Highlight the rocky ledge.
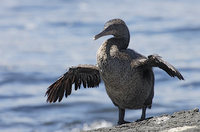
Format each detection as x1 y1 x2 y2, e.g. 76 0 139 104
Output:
87 108 200 132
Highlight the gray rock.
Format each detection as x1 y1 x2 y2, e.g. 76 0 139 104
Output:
86 108 200 132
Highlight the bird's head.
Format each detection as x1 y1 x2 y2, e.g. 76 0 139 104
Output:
94 19 130 40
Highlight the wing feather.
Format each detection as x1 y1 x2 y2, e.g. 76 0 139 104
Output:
133 54 184 80
46 64 101 103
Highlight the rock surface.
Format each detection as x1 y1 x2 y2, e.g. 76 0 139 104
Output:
86 108 200 132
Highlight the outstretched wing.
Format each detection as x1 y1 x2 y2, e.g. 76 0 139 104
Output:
132 54 184 80
46 64 101 103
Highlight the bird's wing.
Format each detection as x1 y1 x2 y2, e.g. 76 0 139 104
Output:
131 54 184 80
46 64 101 103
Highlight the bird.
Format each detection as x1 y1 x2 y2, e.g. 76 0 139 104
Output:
45 19 184 125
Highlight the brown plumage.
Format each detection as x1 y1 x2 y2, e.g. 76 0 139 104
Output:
46 64 101 103
46 19 184 125
132 55 184 80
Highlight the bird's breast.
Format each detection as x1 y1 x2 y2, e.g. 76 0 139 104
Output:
96 43 154 109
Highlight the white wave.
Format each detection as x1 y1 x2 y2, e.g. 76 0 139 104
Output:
82 120 113 131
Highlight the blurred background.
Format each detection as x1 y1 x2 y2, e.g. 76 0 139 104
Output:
0 0 200 131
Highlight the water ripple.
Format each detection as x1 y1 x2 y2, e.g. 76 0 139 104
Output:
134 26 200 35
47 21 100 28
181 81 200 88
0 94 33 99
0 71 55 86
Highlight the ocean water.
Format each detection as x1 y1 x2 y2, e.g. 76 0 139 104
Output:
0 0 200 131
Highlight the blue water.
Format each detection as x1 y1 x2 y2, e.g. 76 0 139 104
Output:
0 0 200 131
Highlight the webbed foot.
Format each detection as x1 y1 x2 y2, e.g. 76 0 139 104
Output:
135 116 153 122
118 120 131 125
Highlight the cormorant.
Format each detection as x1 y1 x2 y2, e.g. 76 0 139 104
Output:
46 19 184 125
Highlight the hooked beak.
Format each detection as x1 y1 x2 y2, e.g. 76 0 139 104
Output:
93 33 102 40
93 27 112 40
93 30 106 40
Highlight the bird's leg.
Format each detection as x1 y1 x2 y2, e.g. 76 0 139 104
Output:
118 107 130 125
140 106 147 120
136 106 147 122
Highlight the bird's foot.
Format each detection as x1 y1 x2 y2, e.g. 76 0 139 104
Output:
118 120 131 125
135 116 153 122
136 118 144 122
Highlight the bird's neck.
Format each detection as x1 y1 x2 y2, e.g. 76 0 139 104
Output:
113 27 130 49
108 36 130 50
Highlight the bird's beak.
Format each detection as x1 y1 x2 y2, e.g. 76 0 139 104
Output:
93 27 112 40
93 33 101 40
93 30 106 40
